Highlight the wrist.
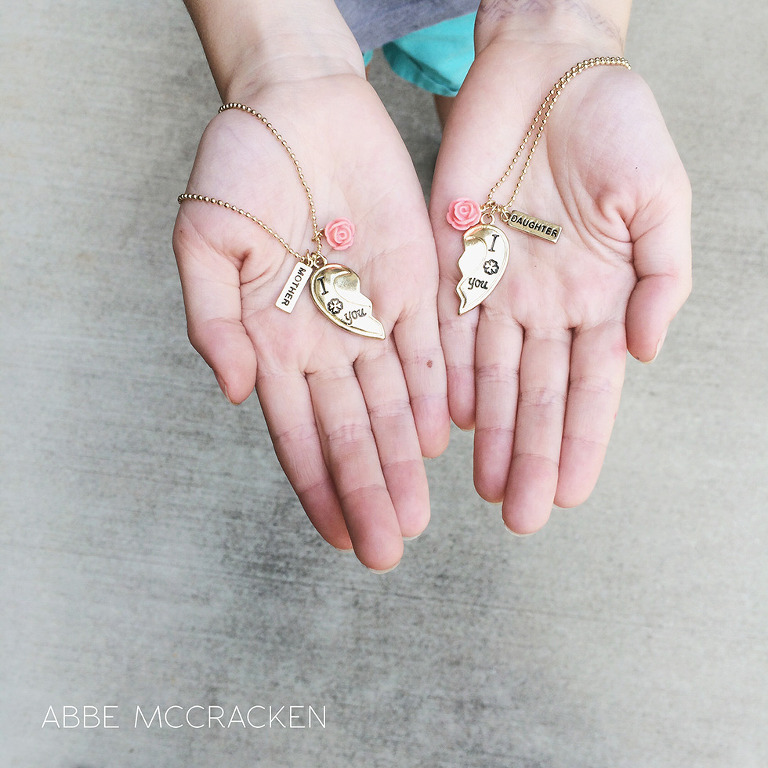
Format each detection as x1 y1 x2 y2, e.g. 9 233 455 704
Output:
184 0 365 102
476 0 630 56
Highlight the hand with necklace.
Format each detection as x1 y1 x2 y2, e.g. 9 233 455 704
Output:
174 1 449 571
431 2 692 535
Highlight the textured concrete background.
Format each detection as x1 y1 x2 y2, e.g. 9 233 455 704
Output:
1 2 767 766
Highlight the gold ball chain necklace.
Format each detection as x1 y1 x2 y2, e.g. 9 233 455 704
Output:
446 56 631 314
178 103 385 339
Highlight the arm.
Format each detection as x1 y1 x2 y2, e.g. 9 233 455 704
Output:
474 0 630 52
181 0 365 99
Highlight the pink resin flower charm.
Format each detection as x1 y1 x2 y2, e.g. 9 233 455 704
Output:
323 218 355 250
446 198 481 231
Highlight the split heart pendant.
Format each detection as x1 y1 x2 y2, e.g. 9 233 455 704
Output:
456 224 510 314
447 183 564 313
310 264 386 339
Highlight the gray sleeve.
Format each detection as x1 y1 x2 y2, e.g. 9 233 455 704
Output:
335 0 478 50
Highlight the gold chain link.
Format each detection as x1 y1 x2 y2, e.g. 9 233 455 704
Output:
485 56 631 215
177 103 324 267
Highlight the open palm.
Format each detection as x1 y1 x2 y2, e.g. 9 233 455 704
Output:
174 75 449 569
431 44 691 534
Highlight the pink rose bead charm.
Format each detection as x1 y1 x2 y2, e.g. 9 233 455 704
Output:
323 218 355 250
446 198 481 231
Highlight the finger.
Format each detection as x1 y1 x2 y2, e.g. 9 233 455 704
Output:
473 310 524 503
502 329 571 535
438 269 479 430
430 129 487 430
256 371 352 551
355 345 431 539
392 306 450 459
307 366 404 571
173 209 257 403
555 321 627 508
626 181 692 362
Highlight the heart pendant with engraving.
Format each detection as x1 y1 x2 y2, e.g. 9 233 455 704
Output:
310 264 386 339
456 223 509 314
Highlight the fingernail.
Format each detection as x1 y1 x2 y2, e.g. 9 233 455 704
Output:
215 374 233 403
504 523 535 538
645 330 667 364
403 532 423 541
368 563 399 575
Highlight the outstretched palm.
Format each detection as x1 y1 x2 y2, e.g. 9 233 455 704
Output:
174 75 449 569
431 43 691 534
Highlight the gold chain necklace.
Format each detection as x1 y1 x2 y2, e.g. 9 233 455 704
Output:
178 103 385 339
446 56 631 314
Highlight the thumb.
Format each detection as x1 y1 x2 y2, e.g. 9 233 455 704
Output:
626 182 692 362
173 211 257 403
194 319 258 405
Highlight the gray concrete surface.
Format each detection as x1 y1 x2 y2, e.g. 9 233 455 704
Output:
1 2 767 766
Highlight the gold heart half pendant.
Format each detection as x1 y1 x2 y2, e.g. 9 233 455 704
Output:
456 224 509 314
310 264 386 339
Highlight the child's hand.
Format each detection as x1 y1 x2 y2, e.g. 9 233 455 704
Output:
431 39 691 534
174 74 449 570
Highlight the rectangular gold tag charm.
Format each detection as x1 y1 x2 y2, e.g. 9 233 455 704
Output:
505 210 561 243
275 261 312 313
